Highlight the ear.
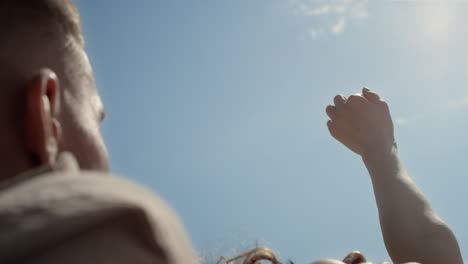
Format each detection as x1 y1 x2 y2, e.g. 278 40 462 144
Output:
24 69 62 166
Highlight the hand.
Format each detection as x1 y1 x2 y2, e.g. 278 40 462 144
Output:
325 88 395 158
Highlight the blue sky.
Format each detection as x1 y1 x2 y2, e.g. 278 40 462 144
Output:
74 0 468 263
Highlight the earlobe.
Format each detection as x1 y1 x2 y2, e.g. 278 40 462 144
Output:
52 119 62 140
24 69 61 167
47 119 62 162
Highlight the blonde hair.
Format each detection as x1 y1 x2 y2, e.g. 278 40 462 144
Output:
0 0 87 128
0 0 84 46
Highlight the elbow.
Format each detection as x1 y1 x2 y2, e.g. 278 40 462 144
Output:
388 221 463 264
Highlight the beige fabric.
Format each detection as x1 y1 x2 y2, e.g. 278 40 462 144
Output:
0 153 197 264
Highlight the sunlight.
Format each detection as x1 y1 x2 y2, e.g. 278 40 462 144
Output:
466 35 468 107
419 2 451 39
466 4 468 107
466 65 468 107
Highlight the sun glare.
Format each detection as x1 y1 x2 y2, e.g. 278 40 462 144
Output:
465 5 468 107
466 32 468 108
419 2 451 39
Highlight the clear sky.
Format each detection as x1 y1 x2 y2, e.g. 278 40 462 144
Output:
74 0 468 263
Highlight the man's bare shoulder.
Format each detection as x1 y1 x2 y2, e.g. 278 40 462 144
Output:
0 169 181 227
0 169 196 263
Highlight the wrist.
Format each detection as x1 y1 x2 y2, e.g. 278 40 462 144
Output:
361 141 398 163
361 141 401 184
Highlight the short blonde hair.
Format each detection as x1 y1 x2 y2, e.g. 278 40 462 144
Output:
0 0 87 120
0 0 84 46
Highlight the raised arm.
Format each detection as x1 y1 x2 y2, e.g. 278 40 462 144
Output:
325 88 463 264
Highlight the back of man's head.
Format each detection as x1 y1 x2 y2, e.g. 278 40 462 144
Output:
0 0 83 44
0 0 109 180
0 0 84 84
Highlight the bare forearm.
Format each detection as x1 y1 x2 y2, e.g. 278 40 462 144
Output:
363 145 462 264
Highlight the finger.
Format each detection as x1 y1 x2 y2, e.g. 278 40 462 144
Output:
326 120 336 137
347 94 368 105
362 87 381 103
342 251 367 264
333 95 347 111
326 105 337 120
326 120 340 141
362 86 371 93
